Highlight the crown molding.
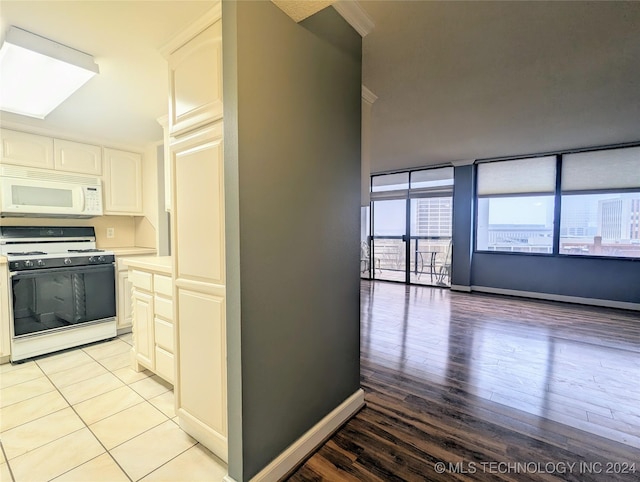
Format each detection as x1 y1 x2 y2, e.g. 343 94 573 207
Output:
362 85 378 104
332 1 374 37
159 2 222 58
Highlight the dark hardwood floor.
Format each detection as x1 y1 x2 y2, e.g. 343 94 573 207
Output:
287 280 640 481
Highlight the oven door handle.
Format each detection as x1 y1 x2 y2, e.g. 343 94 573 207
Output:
10 263 115 279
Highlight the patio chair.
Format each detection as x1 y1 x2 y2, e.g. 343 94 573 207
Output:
360 241 381 274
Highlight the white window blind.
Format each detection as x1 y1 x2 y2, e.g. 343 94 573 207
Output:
477 156 556 196
562 146 640 192
371 172 409 200
409 167 454 198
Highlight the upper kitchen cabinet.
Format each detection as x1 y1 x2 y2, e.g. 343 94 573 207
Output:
0 129 103 176
54 139 102 175
0 129 54 169
103 147 143 215
166 11 222 137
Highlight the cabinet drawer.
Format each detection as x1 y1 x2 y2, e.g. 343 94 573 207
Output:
155 317 174 352
155 295 173 320
155 346 174 384
154 274 172 296
130 270 153 291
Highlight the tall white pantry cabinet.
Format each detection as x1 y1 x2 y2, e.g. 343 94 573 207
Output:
162 4 227 462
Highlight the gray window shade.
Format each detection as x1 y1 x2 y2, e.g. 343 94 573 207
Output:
371 172 409 192
410 167 454 198
477 156 556 196
562 146 640 192
371 172 409 201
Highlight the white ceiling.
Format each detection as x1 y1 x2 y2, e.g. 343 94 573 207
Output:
0 1 214 150
1 1 638 168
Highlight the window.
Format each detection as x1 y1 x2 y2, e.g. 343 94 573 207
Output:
475 145 640 258
560 147 640 258
476 157 556 253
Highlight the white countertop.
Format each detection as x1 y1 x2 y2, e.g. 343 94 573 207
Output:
107 247 157 256
121 255 172 275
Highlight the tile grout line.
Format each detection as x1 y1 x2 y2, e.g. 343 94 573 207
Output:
3 338 135 481
31 358 135 482
3 336 186 481
0 440 16 482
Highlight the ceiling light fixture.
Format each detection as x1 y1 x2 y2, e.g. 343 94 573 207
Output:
0 26 99 119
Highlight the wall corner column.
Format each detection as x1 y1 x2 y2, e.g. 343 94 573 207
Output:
451 161 475 290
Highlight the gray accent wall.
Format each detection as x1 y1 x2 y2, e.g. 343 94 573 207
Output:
223 2 362 480
471 253 640 303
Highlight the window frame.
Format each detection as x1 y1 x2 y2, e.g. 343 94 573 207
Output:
474 143 640 261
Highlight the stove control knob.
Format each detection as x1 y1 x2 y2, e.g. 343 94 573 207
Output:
98 256 106 262
88 256 96 263
24 260 34 268
37 260 46 267
64 258 72 265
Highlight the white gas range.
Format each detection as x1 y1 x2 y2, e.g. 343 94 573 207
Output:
0 226 117 362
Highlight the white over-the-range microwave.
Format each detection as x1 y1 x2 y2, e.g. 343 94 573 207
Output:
0 165 103 218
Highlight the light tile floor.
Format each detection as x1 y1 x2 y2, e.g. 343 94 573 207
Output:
0 334 227 481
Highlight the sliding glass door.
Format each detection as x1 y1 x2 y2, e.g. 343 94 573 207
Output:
372 198 407 282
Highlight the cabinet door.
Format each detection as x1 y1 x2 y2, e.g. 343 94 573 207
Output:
0 129 54 169
54 139 102 175
171 122 227 460
132 290 154 370
103 148 143 214
116 271 133 331
172 123 225 286
168 19 222 137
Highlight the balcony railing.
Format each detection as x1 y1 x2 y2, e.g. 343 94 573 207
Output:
363 236 452 286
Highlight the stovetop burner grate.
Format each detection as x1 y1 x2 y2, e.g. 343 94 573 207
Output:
68 249 104 253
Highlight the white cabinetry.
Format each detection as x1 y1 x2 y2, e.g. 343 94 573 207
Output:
132 281 155 369
171 122 227 460
0 130 103 176
168 18 222 136
0 129 54 169
53 139 102 175
116 255 152 333
117 270 133 332
163 3 226 461
103 148 143 215
127 258 174 384
153 274 174 383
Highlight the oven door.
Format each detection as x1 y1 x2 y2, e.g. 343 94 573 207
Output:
10 263 116 338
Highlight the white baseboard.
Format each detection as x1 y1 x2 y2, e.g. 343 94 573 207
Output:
471 285 640 311
250 388 365 482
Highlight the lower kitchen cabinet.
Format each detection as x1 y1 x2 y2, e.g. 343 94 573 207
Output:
125 256 174 384
115 254 154 333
